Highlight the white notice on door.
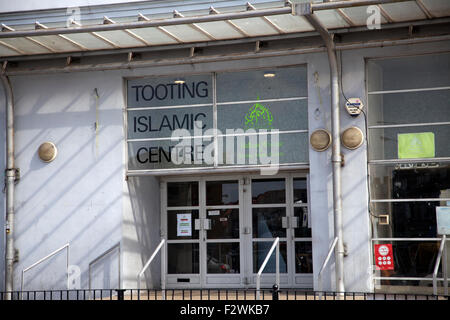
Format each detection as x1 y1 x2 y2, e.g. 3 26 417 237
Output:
208 210 220 216
177 213 192 237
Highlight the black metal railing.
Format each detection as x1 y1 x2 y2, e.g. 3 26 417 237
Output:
1 288 448 301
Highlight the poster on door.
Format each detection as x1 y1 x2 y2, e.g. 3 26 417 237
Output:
374 244 394 270
177 213 192 237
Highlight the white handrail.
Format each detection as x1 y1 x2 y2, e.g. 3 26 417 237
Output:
137 239 166 298
433 235 447 296
318 237 338 300
256 237 280 300
21 243 70 294
88 242 121 291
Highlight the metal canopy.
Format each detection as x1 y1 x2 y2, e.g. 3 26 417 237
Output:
0 0 449 58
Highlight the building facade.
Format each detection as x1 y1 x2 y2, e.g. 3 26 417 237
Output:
0 0 449 295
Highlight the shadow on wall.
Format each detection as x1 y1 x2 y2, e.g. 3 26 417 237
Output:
10 74 124 292
126 176 161 289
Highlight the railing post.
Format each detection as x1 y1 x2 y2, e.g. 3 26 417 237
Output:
275 240 280 288
272 284 279 301
115 289 126 300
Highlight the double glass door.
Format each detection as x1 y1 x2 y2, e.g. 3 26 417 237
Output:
161 174 313 288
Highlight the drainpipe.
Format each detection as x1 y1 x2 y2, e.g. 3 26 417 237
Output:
295 4 345 293
1 72 16 299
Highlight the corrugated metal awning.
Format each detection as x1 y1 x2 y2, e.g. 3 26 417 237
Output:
0 0 449 58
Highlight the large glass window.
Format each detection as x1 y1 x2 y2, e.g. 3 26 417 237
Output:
367 53 450 289
126 65 309 171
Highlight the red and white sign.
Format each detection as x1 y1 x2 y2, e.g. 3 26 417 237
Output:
374 244 394 270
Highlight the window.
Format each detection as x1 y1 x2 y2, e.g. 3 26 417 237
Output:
367 53 450 287
126 66 309 171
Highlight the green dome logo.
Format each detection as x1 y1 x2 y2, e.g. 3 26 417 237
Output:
244 99 273 130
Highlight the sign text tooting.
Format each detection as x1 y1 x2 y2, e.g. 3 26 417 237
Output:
130 81 209 102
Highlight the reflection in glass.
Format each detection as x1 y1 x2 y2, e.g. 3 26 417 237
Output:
295 242 313 274
368 125 450 160
252 179 285 204
294 207 311 238
367 53 450 92
368 91 450 126
253 242 287 273
374 241 441 282
206 180 239 205
369 163 450 200
293 178 308 204
167 181 199 207
207 243 240 274
207 209 239 239
252 208 286 238
216 66 308 102
391 201 438 238
168 243 199 274
167 210 199 240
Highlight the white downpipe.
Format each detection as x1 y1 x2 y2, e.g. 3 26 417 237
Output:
1 73 15 300
302 12 345 293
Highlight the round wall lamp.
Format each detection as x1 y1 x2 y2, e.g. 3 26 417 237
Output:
341 126 364 150
310 129 332 152
38 142 57 163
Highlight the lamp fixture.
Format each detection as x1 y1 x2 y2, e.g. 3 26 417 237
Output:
38 142 57 162
310 129 331 152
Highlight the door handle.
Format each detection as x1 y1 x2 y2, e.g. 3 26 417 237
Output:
291 217 299 229
195 219 211 230
282 217 300 229
203 219 212 231
282 217 289 229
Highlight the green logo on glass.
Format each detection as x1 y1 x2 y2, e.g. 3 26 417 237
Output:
244 98 273 130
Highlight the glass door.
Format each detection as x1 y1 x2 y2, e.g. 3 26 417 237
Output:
203 179 242 287
248 174 313 288
250 177 289 286
291 176 313 288
164 181 201 287
163 177 243 288
162 173 313 289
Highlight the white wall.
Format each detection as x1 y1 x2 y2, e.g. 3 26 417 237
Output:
10 71 124 290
